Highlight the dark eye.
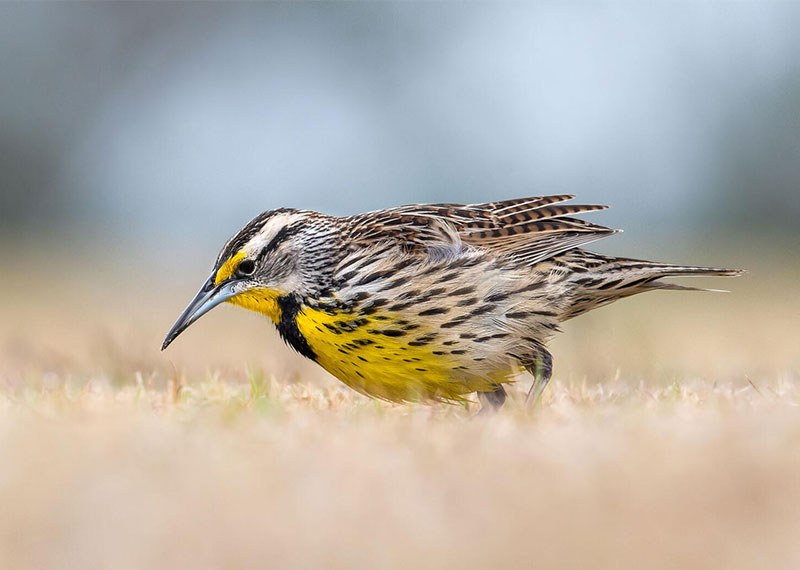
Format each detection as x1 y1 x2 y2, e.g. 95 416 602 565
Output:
237 259 256 276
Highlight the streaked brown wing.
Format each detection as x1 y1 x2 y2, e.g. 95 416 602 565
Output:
346 195 618 266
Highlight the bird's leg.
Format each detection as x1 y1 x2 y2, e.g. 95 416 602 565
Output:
524 349 553 407
476 383 507 415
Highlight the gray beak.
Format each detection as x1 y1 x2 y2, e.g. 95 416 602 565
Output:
161 275 242 350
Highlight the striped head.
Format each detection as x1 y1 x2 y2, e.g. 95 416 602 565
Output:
162 208 339 349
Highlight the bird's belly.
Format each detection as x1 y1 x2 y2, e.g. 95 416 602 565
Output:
294 306 513 403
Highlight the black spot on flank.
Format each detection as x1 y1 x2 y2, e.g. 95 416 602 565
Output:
367 329 406 337
360 298 389 315
422 287 447 298
443 341 458 346
353 339 375 346
356 271 389 286
379 276 410 291
505 312 530 319
456 297 478 307
440 319 466 329
450 286 476 296
402 323 420 331
435 272 459 284
415 368 427 372
418 307 449 316
388 302 414 312
531 310 557 317
407 341 426 347
396 289 421 301
433 351 446 355
323 323 341 334
358 356 368 362
485 292 509 303
459 333 476 339
472 337 492 343
469 305 496 316
450 350 467 355
356 371 364 378
517 281 547 293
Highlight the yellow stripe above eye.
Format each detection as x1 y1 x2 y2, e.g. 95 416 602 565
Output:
215 251 245 285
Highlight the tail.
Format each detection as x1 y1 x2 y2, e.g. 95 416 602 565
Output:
560 252 745 320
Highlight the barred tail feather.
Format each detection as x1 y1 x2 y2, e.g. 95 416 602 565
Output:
562 255 745 319
639 281 732 293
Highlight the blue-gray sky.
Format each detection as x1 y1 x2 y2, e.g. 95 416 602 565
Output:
2 2 799 256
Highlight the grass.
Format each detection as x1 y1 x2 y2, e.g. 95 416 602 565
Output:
1 247 799 569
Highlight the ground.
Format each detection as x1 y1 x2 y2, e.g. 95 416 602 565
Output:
0 245 798 569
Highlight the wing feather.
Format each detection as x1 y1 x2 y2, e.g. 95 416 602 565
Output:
346 195 617 266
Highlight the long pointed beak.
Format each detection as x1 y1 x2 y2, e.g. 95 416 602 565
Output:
161 275 242 350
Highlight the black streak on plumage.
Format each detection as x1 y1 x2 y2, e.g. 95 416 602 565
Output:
276 294 317 361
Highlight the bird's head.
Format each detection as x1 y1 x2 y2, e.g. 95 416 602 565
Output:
162 208 332 350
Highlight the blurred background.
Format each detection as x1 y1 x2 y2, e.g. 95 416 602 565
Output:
1 2 798 388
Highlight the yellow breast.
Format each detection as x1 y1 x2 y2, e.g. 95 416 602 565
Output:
225 287 513 403
294 306 508 403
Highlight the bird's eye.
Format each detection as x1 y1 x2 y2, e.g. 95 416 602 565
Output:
237 259 256 276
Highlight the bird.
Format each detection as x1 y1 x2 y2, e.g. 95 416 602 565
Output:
162 195 742 412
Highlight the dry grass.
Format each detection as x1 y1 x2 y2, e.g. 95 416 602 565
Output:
1 246 799 569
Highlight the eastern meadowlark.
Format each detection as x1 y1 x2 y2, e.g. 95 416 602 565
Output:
162 195 742 411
